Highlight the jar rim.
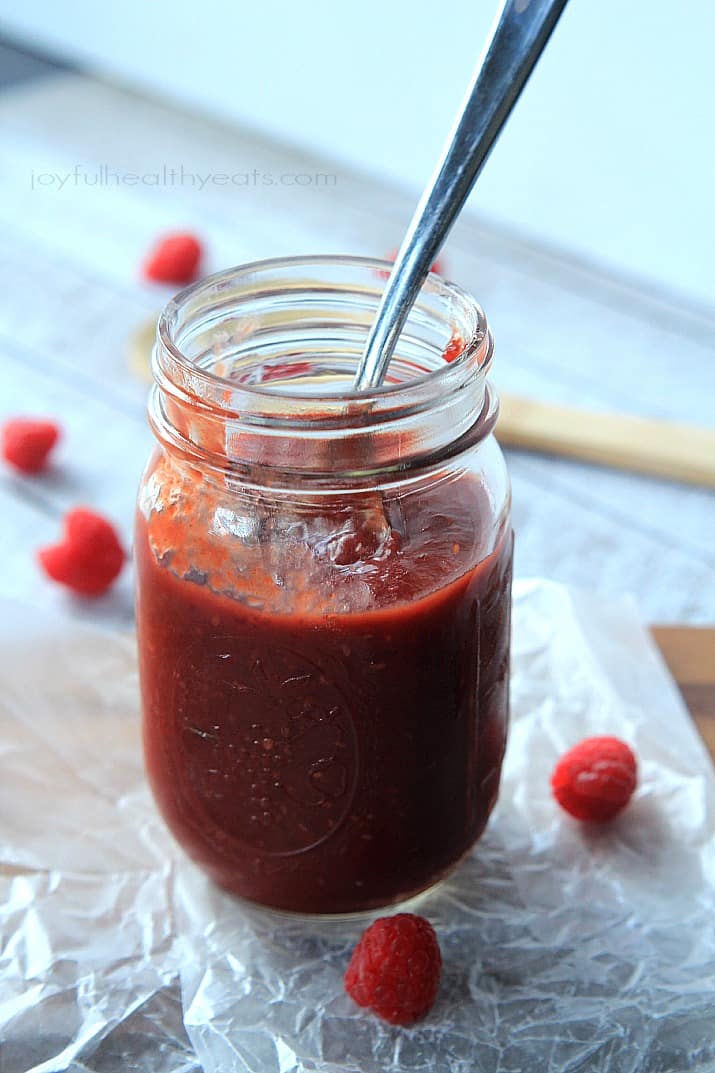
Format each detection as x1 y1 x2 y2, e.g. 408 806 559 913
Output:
150 255 497 485
156 254 492 417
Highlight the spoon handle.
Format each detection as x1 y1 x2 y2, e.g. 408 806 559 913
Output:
353 0 570 392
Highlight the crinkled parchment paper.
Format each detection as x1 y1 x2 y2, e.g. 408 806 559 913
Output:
1 582 714 1072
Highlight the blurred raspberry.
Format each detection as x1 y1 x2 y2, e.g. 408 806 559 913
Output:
2 418 60 474
38 508 126 596
345 913 441 1025
143 232 203 285
551 736 637 822
377 249 446 281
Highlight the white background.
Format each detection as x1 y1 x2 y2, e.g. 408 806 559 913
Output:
0 0 713 309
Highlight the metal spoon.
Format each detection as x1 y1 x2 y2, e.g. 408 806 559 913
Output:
353 0 570 392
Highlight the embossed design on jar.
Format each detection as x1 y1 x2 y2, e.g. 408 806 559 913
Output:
172 635 359 857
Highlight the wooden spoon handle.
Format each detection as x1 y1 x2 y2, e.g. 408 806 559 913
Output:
497 393 715 488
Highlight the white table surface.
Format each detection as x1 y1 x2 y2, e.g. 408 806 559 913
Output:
5 0 715 309
0 72 713 627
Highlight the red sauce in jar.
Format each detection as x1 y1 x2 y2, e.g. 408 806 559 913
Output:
136 462 512 913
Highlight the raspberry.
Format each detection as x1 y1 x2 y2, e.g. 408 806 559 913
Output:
551 736 637 822
143 232 203 285
344 913 441 1025
377 249 446 281
428 254 446 277
38 508 126 596
2 418 60 474
443 334 463 363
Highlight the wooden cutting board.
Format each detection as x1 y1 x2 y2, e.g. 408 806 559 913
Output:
652 626 715 761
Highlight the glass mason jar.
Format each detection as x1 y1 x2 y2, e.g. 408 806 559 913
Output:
135 256 513 915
